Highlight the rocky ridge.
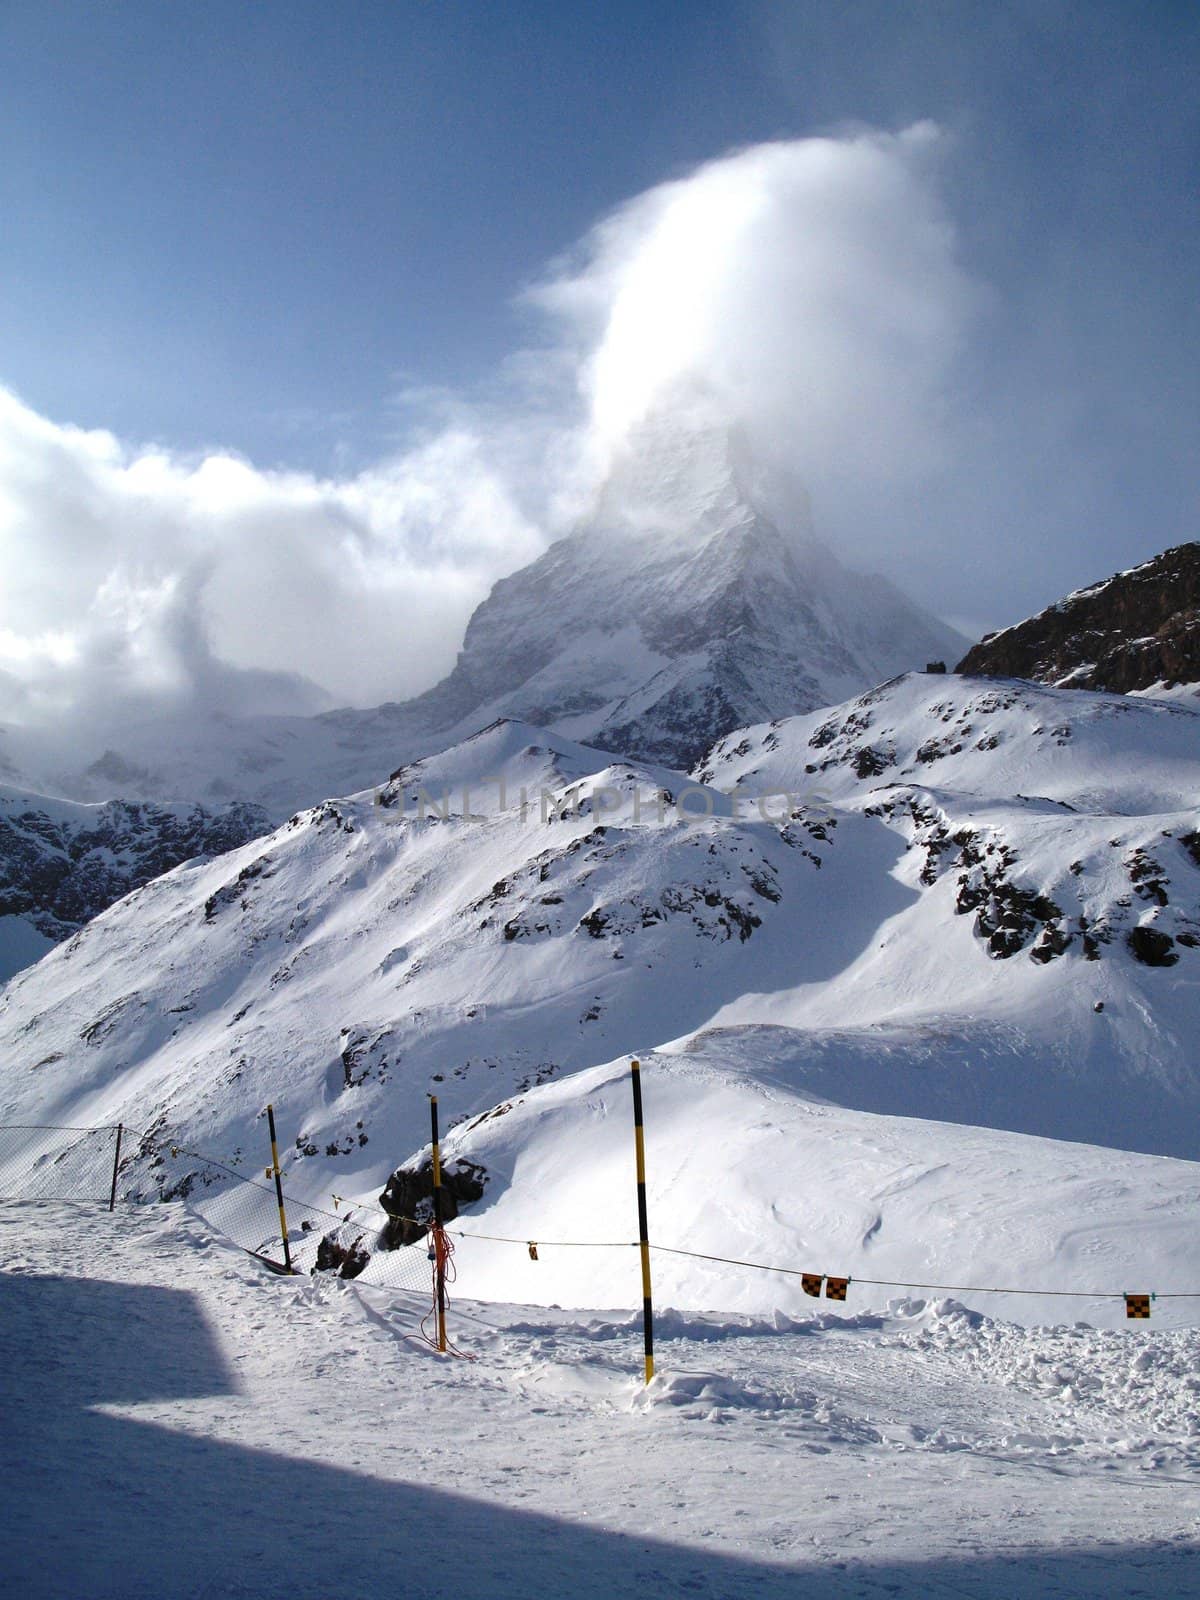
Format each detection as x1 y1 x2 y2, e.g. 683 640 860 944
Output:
0 789 269 957
957 542 1200 695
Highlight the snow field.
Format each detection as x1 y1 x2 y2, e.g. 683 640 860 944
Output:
441 1045 1200 1329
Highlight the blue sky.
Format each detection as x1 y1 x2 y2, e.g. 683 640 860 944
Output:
3 2 1193 466
0 1 1196 720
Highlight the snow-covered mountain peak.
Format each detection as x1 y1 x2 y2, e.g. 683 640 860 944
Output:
585 395 812 558
376 717 709 820
397 420 964 769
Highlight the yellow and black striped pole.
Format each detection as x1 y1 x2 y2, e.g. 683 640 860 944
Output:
265 1103 293 1273
430 1095 448 1354
630 1058 655 1383
108 1122 123 1213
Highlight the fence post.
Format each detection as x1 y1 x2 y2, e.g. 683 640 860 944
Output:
108 1123 124 1213
265 1103 293 1273
629 1058 655 1384
429 1095 447 1353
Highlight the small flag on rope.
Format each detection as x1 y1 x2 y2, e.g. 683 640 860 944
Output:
1125 1293 1151 1320
825 1277 849 1302
801 1273 823 1298
528 1242 539 1261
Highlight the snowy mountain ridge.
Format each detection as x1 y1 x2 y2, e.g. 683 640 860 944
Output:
2 673 1199 1326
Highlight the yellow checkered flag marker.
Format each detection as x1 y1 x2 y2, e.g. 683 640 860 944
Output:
825 1276 849 1302
527 1242 539 1261
801 1273 823 1298
1125 1293 1152 1319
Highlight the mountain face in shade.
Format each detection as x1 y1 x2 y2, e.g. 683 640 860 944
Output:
957 543 1200 697
0 789 269 983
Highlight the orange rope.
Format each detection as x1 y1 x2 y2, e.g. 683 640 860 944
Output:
418 1225 474 1359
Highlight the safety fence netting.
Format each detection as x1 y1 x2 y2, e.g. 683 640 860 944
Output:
164 1144 434 1298
0 1122 122 1203
0 1122 434 1301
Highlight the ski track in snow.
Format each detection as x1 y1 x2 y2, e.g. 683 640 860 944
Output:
4 1199 1200 1599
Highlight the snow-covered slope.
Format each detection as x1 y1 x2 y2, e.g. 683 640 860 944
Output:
690 674 1200 1148
2 677 1200 1326
0 720 808 1160
439 1038 1200 1329
698 669 1200 813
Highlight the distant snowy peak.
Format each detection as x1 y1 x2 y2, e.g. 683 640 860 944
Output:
0 411 963 814
389 414 965 769
958 541 1200 699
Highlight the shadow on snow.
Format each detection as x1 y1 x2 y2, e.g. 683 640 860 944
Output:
3 1270 1197 1600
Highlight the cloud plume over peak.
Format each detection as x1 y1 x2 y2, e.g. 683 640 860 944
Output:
533 124 974 513
0 125 981 740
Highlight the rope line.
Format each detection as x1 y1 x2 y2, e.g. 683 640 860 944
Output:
451 1232 1192 1303
4 1122 1195 1304
451 1228 637 1249
653 1244 1194 1301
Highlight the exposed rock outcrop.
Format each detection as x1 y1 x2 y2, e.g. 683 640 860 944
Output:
377 1159 487 1247
0 792 270 945
958 543 1200 694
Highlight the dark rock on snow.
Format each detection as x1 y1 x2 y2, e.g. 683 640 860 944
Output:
958 543 1200 695
377 1159 488 1248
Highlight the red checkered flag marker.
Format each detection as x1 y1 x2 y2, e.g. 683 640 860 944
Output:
825 1276 849 1301
801 1273 823 1298
1125 1293 1152 1319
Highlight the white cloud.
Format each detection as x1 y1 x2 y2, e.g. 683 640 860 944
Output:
0 124 977 737
0 387 545 728
531 124 976 541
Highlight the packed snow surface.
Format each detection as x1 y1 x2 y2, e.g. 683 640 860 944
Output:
5 1199 1200 1599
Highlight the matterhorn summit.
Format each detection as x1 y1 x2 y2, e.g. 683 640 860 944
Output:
0 408 963 806
388 404 966 767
